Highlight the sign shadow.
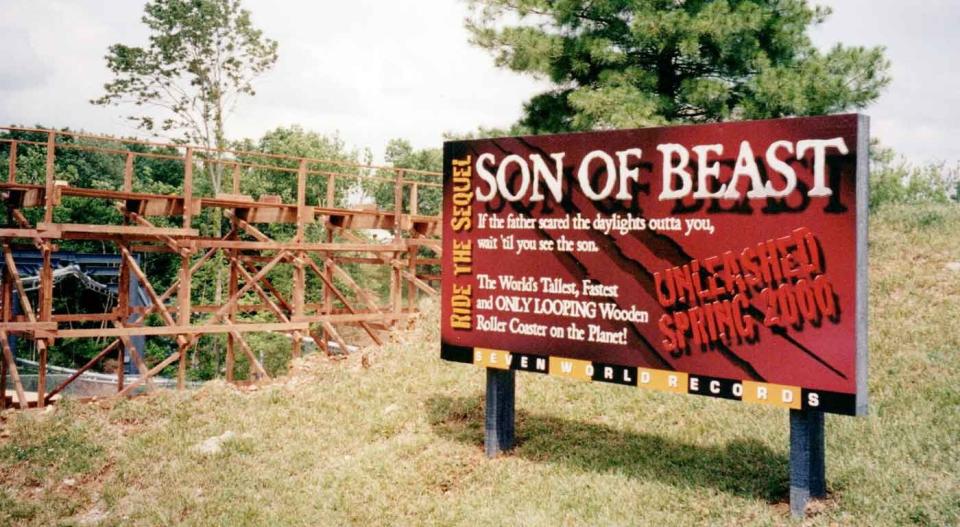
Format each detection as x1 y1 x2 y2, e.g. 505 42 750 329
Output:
427 393 789 503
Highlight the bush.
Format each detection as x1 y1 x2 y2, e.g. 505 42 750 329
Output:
870 143 959 210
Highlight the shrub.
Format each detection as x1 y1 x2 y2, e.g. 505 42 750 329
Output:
870 143 959 210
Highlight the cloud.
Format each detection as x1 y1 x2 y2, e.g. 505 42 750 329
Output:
0 27 50 90
811 0 960 162
0 0 956 164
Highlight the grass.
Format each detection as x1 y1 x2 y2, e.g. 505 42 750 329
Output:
1 202 959 526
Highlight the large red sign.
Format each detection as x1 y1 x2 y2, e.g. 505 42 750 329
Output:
441 115 868 416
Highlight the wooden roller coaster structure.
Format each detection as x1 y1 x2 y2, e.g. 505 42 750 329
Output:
0 127 442 409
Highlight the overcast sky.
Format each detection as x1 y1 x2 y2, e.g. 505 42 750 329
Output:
0 0 956 164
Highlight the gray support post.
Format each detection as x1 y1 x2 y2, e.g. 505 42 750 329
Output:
484 368 515 458
126 269 147 374
789 409 826 517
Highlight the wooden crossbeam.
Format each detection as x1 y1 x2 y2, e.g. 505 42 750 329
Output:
112 321 156 391
295 313 409 324
38 223 199 238
224 323 270 380
319 320 350 355
401 270 439 297
117 348 183 398
11 209 44 250
0 321 57 332
45 322 309 339
187 240 404 252
324 258 385 314
119 245 188 347
192 250 290 339
225 211 271 242
3 245 49 359
303 256 383 345
238 260 331 357
46 338 122 400
121 208 188 256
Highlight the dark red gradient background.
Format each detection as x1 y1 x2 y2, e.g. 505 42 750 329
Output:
442 114 864 395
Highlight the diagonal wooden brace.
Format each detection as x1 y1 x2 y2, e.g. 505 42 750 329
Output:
0 330 28 409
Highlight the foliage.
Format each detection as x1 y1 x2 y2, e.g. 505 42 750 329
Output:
466 0 891 132
372 139 443 216
233 125 371 210
869 143 959 210
0 128 188 367
93 0 277 197
0 124 384 378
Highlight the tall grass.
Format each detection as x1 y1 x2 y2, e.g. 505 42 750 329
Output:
1 203 958 526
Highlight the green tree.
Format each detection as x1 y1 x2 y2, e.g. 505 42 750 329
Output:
466 0 891 132
234 125 369 209
373 139 442 216
93 0 278 360
93 0 278 195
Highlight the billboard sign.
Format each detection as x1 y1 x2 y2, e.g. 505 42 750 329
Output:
441 114 868 416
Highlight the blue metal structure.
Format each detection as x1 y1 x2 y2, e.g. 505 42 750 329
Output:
7 250 148 373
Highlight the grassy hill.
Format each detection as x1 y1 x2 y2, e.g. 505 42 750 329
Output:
1 203 958 526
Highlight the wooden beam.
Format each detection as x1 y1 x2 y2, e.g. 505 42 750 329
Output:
401 269 439 297
7 140 17 183
44 321 309 339
303 255 383 345
43 131 55 224
296 312 408 324
296 159 307 242
177 251 191 389
409 183 419 216
224 210 271 242
326 173 336 208
407 246 417 312
224 324 270 380
319 320 350 355
111 321 155 392
0 228 48 239
46 339 121 400
117 349 182 398
119 245 188 347
37 223 199 238
0 276 8 410
227 218 239 382
0 331 27 409
123 152 134 191
186 240 404 252
292 253 305 358
0 321 57 331
3 245 48 362
183 147 193 228
0 337 6 410
324 258 384 315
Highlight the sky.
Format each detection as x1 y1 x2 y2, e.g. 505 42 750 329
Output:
0 0 957 164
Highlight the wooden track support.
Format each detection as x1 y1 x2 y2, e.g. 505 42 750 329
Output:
0 125 441 403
